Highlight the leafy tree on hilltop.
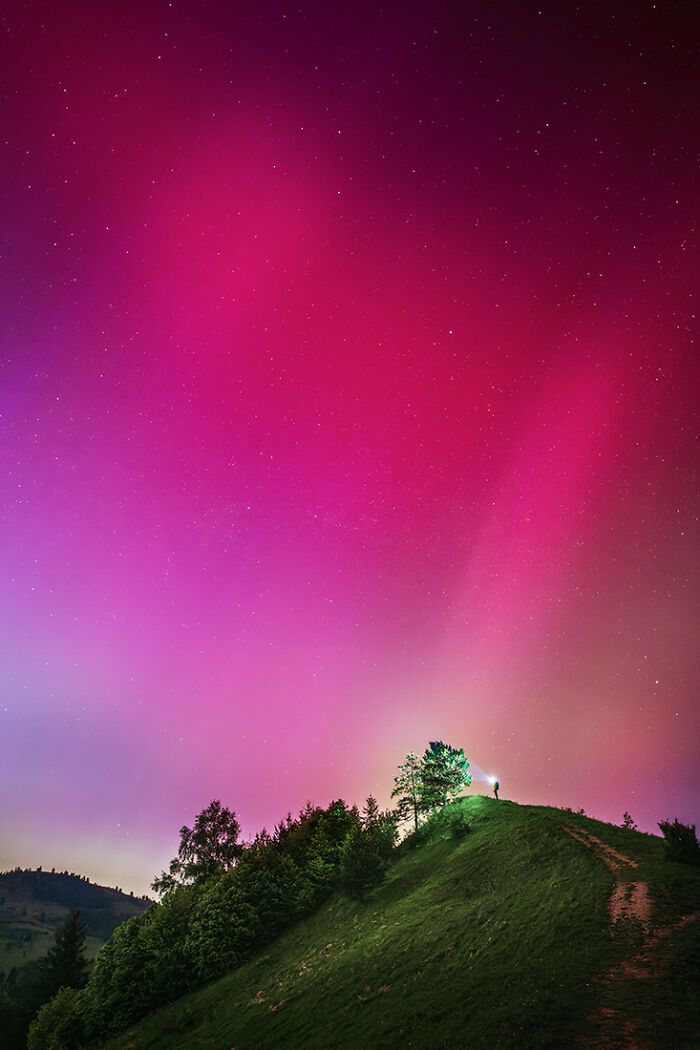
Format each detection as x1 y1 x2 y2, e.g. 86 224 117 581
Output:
152 800 243 894
38 909 88 1001
421 741 471 808
392 751 428 831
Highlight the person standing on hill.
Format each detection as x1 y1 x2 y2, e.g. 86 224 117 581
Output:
492 779 500 800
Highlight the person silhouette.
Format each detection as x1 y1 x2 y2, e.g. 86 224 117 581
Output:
492 779 500 800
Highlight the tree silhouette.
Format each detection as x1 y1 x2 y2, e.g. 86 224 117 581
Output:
38 910 88 1001
152 800 243 894
658 818 700 866
361 795 381 829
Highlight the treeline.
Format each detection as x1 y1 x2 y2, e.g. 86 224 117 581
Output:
17 740 470 1048
27 796 396 1048
0 869 151 904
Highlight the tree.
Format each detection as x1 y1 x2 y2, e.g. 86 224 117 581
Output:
27 987 86 1050
38 910 88 1001
152 800 243 894
361 795 381 829
658 819 700 866
185 875 258 983
622 812 637 830
340 798 397 900
420 741 471 808
391 752 427 831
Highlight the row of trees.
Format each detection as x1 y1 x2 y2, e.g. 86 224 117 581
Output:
27 796 397 1048
0 868 144 897
25 740 472 1050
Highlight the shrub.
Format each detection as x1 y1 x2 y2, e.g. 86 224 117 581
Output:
236 851 305 939
402 820 433 850
27 987 86 1050
186 874 258 982
448 810 472 839
658 819 700 866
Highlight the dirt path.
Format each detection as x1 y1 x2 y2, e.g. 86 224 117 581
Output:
563 825 639 873
561 824 698 1050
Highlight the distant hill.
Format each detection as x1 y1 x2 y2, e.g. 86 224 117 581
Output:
0 869 151 973
100 797 699 1050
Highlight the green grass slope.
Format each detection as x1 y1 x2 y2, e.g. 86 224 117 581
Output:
0 870 150 973
103 798 700 1050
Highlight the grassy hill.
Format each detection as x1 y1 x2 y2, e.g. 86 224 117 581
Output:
99 797 700 1050
0 869 150 974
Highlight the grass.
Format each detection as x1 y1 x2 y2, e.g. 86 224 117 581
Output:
97 795 700 1050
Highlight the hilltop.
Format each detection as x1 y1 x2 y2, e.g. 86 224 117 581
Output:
94 797 699 1050
0 869 150 973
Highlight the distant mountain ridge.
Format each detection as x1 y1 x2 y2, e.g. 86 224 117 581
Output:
0 868 151 972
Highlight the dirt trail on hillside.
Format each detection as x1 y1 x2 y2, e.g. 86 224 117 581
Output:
563 825 639 873
561 824 698 1050
562 826 650 928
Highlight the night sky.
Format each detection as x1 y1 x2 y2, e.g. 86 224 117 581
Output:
1 1 697 894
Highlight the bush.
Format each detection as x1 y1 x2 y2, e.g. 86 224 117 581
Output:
448 810 472 839
186 874 258 982
658 819 700 866
234 850 304 939
401 820 433 850
27 987 85 1050
86 917 149 1036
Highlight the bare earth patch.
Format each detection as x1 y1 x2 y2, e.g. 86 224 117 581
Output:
561 824 698 1050
609 881 651 927
563 825 638 872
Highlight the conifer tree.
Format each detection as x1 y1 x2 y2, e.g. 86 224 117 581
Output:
340 797 396 899
361 795 381 830
38 910 88 1001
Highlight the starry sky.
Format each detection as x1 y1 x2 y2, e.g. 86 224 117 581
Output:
1 1 698 894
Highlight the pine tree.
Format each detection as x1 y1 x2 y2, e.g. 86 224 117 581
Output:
361 795 381 830
340 798 397 900
38 910 88 1001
